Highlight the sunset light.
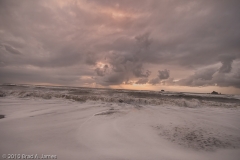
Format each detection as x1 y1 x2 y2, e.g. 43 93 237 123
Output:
1 1 240 160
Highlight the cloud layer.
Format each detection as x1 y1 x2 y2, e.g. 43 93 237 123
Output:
0 0 240 91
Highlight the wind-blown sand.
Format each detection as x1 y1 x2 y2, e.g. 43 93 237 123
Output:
1 96 240 160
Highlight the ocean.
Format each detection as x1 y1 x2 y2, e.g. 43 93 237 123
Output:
1 84 240 107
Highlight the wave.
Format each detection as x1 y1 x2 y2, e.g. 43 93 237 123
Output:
0 85 240 108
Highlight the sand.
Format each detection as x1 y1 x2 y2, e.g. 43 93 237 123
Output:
0 97 240 160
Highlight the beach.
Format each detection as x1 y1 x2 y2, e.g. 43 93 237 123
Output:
0 85 240 160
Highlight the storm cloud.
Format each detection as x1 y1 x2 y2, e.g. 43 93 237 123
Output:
177 61 240 88
219 55 235 73
0 0 240 92
1 44 22 55
136 78 149 85
95 64 108 76
158 69 170 80
149 78 160 85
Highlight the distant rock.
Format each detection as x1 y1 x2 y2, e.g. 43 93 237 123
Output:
211 91 218 94
161 90 165 92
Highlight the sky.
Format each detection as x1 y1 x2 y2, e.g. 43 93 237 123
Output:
0 0 240 94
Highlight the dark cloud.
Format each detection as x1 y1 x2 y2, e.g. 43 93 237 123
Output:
85 52 98 65
0 65 95 86
177 64 219 87
135 32 152 50
149 77 160 85
158 69 170 80
135 78 148 84
95 33 152 85
95 65 108 76
132 64 151 78
219 55 235 73
0 0 240 92
102 73 126 86
148 69 171 85
1 44 22 55
177 62 240 88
